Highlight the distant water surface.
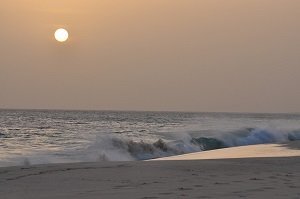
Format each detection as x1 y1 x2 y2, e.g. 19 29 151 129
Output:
0 110 300 166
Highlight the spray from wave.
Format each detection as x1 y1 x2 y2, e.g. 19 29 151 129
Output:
84 133 200 161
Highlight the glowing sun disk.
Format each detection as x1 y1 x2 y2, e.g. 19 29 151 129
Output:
54 28 69 42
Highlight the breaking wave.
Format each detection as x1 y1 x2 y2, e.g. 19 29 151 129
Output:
2 127 300 166
83 127 300 161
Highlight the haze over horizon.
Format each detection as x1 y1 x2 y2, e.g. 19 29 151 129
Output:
1 0 300 113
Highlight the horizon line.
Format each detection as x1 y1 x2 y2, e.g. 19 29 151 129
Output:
0 107 299 115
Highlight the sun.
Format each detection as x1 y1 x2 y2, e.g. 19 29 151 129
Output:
54 28 69 42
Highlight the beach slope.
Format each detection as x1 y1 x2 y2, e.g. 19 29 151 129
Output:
155 141 300 161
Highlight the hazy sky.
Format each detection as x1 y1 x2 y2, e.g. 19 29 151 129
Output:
1 0 300 113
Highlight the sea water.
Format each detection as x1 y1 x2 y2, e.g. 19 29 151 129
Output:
0 109 300 166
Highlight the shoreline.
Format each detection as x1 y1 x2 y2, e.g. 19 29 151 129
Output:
0 142 300 198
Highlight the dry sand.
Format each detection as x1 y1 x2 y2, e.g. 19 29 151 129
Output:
0 141 300 199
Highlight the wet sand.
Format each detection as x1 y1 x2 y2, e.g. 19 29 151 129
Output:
1 142 300 199
155 141 300 161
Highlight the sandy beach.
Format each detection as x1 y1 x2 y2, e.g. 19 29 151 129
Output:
0 141 300 199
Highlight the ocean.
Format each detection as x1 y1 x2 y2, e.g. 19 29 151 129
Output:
0 109 300 167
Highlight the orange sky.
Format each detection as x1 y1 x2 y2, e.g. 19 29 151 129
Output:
1 0 300 112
